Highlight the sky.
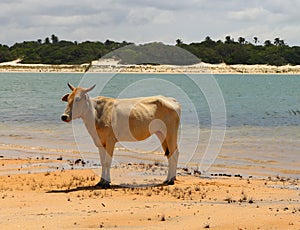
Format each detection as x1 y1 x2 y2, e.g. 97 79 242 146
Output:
0 0 299 46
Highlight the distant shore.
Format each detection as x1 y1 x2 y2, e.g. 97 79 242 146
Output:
1 59 300 74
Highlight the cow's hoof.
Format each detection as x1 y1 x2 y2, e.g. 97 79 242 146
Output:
163 177 176 185
95 178 111 189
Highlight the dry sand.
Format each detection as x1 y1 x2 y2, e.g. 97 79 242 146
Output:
76 60 300 74
1 59 300 74
0 158 299 229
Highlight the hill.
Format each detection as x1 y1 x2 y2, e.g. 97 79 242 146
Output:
103 42 200 65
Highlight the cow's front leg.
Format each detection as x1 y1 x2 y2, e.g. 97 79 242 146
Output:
96 146 112 188
164 148 179 185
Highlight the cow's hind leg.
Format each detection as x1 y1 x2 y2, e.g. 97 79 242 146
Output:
164 148 179 185
155 131 176 185
163 135 179 185
156 130 179 185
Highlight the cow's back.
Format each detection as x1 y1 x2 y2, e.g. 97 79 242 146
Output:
115 95 180 122
113 96 180 141
156 95 181 116
93 95 181 142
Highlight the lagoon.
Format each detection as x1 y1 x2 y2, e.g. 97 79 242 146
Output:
0 73 299 178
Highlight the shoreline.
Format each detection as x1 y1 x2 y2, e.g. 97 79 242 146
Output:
1 60 300 74
0 158 299 229
0 63 88 73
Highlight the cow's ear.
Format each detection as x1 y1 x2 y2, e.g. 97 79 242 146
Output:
62 94 69 102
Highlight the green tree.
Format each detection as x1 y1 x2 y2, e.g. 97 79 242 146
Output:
51 34 59 44
175 39 183 46
274 37 285 46
225 35 234 44
44 37 50 44
0 45 13 62
253 37 258 45
238 37 246 45
264 40 272 47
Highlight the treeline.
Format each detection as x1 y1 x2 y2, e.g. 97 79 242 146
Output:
0 34 300 66
177 36 300 66
0 34 133 64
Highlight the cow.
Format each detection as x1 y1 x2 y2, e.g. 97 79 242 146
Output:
61 83 181 188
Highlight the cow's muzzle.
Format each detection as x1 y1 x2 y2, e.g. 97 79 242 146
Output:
61 114 71 122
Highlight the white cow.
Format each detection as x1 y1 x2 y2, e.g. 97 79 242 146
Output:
61 83 181 188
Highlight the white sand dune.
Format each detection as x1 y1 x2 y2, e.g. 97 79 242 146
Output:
1 58 300 74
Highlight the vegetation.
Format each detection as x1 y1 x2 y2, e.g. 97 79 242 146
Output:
0 34 300 66
1 35 133 65
104 42 199 65
177 36 300 66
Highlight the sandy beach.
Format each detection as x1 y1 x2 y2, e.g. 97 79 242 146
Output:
0 158 299 229
97 62 300 74
1 59 300 74
0 61 88 73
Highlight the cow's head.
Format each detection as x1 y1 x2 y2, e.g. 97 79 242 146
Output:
61 83 96 122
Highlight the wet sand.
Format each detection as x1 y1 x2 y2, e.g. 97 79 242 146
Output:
0 158 299 229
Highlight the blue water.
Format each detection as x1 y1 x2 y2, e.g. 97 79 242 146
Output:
1 73 299 127
217 74 300 127
0 73 82 125
0 73 299 178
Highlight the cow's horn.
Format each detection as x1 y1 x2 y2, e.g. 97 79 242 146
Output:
85 84 96 93
67 82 75 91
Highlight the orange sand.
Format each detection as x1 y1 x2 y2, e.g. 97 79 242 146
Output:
0 159 299 229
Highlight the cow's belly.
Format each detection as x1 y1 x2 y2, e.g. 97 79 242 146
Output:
112 118 152 141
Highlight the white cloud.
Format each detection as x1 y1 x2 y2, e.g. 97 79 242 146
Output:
0 0 299 46
126 7 156 25
229 7 267 21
